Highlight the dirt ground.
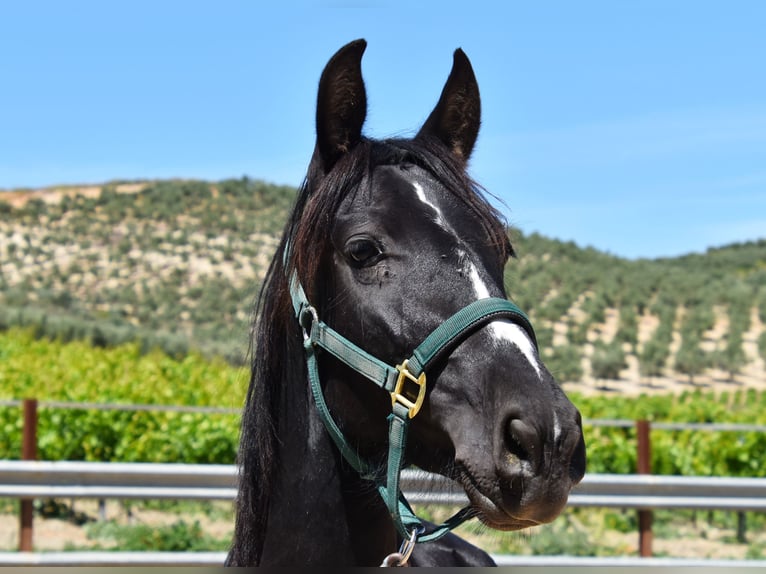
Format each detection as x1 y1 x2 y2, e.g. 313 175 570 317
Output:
0 498 234 552
1 499 764 561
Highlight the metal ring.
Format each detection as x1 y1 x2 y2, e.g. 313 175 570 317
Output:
299 305 318 340
380 552 405 567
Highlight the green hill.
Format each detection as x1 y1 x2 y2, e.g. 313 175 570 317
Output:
1 179 765 395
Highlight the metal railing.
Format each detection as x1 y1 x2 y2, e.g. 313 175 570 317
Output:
2 461 766 567
1 551 765 567
3 460 766 510
4 397 766 566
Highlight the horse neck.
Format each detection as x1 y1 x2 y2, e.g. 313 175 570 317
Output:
259 355 398 566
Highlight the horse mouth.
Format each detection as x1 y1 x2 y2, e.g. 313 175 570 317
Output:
451 465 568 531
464 488 542 531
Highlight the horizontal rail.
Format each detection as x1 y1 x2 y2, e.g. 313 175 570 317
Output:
586 418 766 433
0 460 237 500
1 461 765 512
0 551 765 567
0 551 228 566
2 462 765 568
0 399 239 415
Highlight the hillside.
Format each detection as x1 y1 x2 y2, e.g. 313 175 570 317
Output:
1 179 765 396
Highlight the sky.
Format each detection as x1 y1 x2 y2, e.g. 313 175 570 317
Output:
1 1 764 259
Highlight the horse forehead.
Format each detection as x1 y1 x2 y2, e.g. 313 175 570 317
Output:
369 164 461 228
371 164 432 195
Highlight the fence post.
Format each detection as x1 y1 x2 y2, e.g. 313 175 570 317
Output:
636 419 652 558
19 398 38 552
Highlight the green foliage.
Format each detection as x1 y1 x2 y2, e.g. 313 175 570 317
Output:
82 519 230 551
638 337 670 379
527 515 592 556
2 179 765 476
545 344 584 383
0 328 244 463
0 178 294 364
1 330 765 477
6 331 766 482
590 341 626 380
713 331 746 381
614 306 639 350
674 331 709 384
572 389 766 477
2 178 764 389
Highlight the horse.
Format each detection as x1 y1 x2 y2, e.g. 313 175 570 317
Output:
226 39 586 567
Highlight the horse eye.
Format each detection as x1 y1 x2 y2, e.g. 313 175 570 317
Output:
346 239 382 266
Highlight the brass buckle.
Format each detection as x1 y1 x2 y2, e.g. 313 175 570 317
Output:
391 359 426 419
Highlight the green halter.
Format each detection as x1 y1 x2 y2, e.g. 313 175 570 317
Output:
288 267 537 544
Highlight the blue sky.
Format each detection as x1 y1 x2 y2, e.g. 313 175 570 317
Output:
1 1 764 259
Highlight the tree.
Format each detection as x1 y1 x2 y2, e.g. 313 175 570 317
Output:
545 344 584 383
590 341 626 381
638 337 669 380
675 332 709 385
713 332 746 381
614 305 639 351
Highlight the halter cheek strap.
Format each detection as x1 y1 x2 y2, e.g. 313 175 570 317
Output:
288 269 537 544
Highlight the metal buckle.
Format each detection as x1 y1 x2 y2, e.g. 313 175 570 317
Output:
299 305 318 342
391 359 426 419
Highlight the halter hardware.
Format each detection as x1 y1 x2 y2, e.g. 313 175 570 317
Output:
286 262 537 547
381 525 422 567
392 360 426 418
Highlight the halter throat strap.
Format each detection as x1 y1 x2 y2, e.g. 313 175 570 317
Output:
288 269 537 543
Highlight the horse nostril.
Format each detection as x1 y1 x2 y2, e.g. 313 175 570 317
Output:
504 418 541 470
568 431 587 484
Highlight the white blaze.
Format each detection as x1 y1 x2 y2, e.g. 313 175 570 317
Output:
411 179 542 378
468 263 542 378
412 182 447 228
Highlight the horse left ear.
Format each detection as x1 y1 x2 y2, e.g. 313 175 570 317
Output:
314 39 368 174
416 48 481 163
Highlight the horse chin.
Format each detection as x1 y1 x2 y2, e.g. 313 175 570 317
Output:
468 493 549 532
453 466 570 532
465 488 568 532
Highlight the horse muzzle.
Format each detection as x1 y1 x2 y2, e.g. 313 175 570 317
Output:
452 392 586 530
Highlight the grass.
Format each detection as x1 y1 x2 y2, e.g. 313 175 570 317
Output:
71 519 231 552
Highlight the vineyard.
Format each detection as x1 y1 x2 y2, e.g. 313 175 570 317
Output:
1 327 765 477
1 179 765 395
1 178 765 560
1 180 766 473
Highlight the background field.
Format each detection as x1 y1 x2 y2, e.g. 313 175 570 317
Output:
1 180 765 558
2 179 765 393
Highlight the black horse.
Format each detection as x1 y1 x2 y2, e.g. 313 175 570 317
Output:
226 39 586 567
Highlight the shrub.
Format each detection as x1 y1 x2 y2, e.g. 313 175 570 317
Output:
590 341 626 381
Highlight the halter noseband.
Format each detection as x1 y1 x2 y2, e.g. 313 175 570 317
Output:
287 265 537 550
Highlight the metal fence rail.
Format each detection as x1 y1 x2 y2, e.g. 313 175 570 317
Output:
0 460 237 500
1 551 765 567
2 461 766 567
2 460 766 512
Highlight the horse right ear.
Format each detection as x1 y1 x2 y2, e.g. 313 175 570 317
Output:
416 48 481 164
314 39 368 175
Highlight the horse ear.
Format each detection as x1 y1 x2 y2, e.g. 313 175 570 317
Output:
314 39 368 174
417 48 481 163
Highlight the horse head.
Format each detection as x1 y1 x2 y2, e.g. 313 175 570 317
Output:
228 39 587 567
294 39 586 533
